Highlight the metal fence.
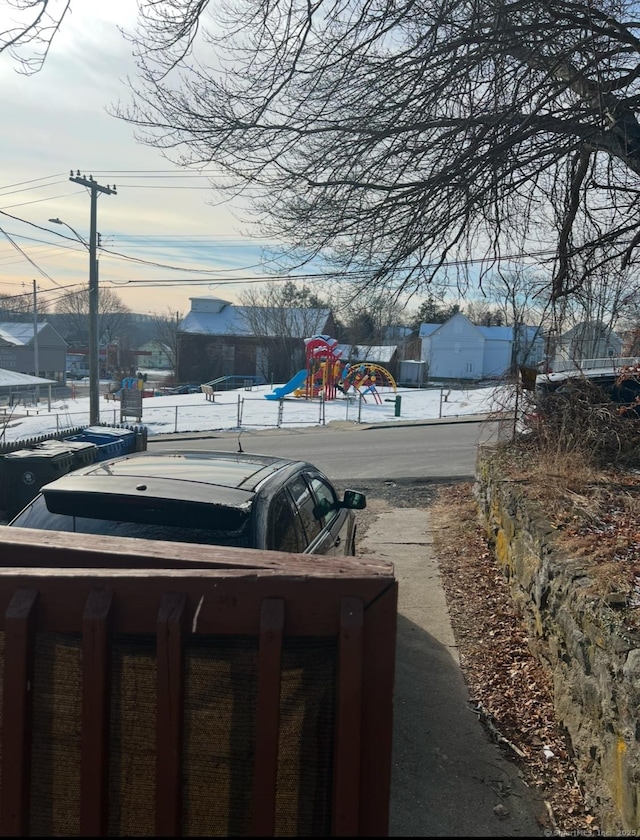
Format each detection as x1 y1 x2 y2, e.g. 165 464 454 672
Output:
2 394 379 439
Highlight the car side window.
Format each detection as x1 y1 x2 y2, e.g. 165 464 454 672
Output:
287 473 323 545
268 490 305 553
308 474 339 527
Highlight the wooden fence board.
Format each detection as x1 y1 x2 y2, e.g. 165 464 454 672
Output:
0 530 396 837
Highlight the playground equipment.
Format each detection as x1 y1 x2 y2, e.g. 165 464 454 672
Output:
264 334 397 403
264 369 308 401
339 363 397 403
302 335 343 400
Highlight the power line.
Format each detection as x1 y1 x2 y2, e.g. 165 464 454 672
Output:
0 226 62 286
0 173 69 190
0 190 86 210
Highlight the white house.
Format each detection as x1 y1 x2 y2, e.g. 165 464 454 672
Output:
136 340 172 370
550 321 623 370
419 313 546 381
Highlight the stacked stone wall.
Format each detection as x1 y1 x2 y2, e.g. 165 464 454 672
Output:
475 446 640 833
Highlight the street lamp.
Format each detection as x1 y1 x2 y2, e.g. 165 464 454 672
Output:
49 216 100 425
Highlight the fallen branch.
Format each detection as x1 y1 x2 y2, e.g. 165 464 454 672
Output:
469 701 528 759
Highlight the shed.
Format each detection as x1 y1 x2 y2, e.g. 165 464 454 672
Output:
0 368 57 409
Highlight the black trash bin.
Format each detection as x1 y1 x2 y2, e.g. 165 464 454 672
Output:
3 447 75 520
36 439 98 469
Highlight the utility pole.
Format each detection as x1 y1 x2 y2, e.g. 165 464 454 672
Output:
32 280 39 404
69 171 117 425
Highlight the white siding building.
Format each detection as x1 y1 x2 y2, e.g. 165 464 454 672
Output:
419 313 545 380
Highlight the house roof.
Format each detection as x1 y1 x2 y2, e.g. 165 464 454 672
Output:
420 312 485 339
420 317 544 343
336 344 397 364
477 326 513 341
180 303 332 338
0 368 57 387
0 321 66 347
560 320 621 341
384 325 413 342
418 323 440 338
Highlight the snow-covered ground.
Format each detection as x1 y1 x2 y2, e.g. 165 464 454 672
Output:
0 380 513 444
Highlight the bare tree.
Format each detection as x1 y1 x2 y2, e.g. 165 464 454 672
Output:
339 287 407 344
11 2 640 307
55 287 130 346
150 309 182 379
113 1 640 305
0 289 48 320
238 281 333 379
0 0 72 74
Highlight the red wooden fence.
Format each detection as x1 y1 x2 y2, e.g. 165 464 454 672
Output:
0 528 397 836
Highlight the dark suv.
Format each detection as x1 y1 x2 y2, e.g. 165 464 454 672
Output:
7 449 366 556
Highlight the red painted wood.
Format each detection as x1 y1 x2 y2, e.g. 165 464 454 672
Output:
332 597 364 837
359 583 398 836
251 598 285 836
0 528 393 577
0 529 397 837
0 588 38 837
155 592 188 837
0 571 391 636
80 588 114 836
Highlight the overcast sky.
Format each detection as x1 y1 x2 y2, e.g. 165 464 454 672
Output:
0 1 283 319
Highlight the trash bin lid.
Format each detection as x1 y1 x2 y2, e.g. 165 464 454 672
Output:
42 440 98 453
83 426 135 439
4 447 74 463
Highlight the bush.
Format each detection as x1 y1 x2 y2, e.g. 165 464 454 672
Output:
527 378 640 467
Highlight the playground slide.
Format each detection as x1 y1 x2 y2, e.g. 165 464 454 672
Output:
264 369 308 400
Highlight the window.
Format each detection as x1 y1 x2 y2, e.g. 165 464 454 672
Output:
287 473 323 544
268 490 304 553
308 475 338 527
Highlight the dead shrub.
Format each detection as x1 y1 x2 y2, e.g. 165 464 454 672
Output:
527 378 640 468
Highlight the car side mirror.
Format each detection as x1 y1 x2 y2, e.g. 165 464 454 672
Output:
342 490 366 510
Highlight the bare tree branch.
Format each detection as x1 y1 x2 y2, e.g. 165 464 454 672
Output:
112 0 640 304
0 0 72 74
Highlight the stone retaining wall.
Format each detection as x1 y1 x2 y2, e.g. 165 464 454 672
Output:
475 446 640 833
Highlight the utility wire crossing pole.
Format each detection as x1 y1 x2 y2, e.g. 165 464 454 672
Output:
69 171 116 426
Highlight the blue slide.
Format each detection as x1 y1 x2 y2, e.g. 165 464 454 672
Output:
264 369 308 400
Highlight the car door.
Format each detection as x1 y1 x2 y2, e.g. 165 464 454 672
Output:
285 470 352 556
306 471 354 556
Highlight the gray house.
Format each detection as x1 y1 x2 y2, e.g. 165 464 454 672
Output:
0 322 67 383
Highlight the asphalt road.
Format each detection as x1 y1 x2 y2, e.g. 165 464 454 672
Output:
147 415 506 481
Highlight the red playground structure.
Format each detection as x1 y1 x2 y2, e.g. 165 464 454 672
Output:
302 335 344 400
292 335 397 403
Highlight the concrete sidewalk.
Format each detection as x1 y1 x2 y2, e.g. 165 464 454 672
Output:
359 504 544 836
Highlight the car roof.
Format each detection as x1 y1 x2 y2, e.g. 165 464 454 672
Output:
35 449 315 512
75 449 300 489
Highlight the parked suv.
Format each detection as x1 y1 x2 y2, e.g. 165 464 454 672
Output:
7 449 366 556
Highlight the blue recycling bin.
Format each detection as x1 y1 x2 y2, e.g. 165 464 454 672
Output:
65 426 136 462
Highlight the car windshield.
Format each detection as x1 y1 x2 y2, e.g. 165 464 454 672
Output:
10 494 254 548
